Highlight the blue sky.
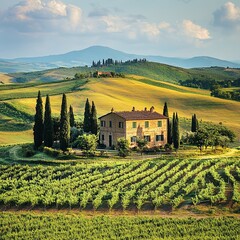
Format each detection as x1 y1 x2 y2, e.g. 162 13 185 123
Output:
0 0 239 60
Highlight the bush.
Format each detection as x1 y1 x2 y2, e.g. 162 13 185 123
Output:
117 138 130 158
74 134 98 156
43 147 63 157
22 144 36 157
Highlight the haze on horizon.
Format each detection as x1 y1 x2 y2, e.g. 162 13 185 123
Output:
0 0 239 61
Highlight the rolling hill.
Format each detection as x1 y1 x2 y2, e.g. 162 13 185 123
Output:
0 65 240 145
1 46 240 73
6 61 240 85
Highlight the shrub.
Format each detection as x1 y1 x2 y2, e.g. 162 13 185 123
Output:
43 147 63 157
74 134 98 156
22 144 36 157
117 138 130 158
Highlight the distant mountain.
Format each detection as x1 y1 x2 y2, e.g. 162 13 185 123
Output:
1 46 240 73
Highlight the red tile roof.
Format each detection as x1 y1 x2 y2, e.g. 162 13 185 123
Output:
99 110 168 120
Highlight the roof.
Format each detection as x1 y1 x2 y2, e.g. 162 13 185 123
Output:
99 110 168 120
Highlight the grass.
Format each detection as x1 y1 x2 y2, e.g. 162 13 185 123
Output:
0 62 240 145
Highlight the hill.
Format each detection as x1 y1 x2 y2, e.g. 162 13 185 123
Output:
7 62 240 85
0 69 240 144
1 46 240 73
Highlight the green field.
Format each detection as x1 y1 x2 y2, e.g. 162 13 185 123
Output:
0 61 240 145
0 212 239 240
0 158 239 210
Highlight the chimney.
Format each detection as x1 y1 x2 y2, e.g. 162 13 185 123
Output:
132 107 135 112
144 107 147 111
111 108 114 112
150 106 154 113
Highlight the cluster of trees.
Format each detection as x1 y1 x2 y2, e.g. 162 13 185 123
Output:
91 58 147 67
180 76 240 102
33 91 98 152
183 114 235 151
211 86 240 102
163 102 180 151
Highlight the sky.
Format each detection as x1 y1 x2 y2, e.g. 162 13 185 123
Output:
0 0 239 60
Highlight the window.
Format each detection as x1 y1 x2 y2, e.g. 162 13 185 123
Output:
101 134 105 141
156 135 164 141
144 135 151 142
145 121 149 128
109 121 112 128
119 122 124 128
131 136 137 143
132 122 137 128
101 120 106 127
158 121 162 127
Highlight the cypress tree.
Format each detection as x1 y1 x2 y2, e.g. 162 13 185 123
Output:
172 112 180 150
69 105 75 127
83 98 91 133
33 91 43 149
60 93 70 151
91 101 98 135
191 114 198 132
168 121 172 145
191 115 195 132
43 95 53 147
163 102 172 144
163 102 169 117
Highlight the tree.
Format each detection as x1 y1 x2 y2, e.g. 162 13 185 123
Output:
75 134 97 156
163 102 172 144
136 138 147 155
172 112 180 151
60 93 70 151
117 138 130 157
191 114 198 132
163 102 169 117
43 95 53 147
69 105 75 127
33 91 43 149
83 98 91 133
90 101 98 135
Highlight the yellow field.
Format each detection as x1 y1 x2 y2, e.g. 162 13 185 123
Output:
0 73 12 84
2 74 239 146
0 130 32 145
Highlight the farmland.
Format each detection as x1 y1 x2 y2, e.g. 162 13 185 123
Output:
1 213 239 240
0 158 239 210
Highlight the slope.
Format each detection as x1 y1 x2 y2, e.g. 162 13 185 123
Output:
1 74 240 145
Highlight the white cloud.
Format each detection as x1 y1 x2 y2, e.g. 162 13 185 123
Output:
213 2 240 30
1 0 82 32
182 20 211 40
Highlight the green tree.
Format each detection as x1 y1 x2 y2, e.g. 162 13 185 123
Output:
83 98 91 133
117 138 130 157
136 138 147 155
191 114 198 132
33 91 43 149
163 102 169 117
90 101 98 135
172 112 180 151
60 93 70 151
43 95 53 147
69 105 75 127
75 134 97 156
163 102 172 144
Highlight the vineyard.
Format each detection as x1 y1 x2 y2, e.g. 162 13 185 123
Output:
1 213 240 240
0 157 240 210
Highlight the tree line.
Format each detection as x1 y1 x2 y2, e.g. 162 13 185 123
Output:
91 58 147 67
33 91 97 151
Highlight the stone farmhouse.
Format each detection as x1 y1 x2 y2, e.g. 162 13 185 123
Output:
99 107 168 148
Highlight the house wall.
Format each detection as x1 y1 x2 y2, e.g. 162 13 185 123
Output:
126 119 168 147
99 113 126 147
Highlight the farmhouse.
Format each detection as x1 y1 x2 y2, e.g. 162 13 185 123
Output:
96 71 112 77
99 107 168 148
